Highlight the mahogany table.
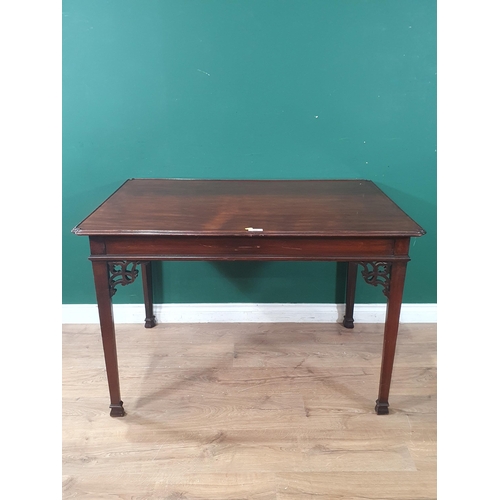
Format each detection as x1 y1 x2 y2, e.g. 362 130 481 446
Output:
72 179 425 417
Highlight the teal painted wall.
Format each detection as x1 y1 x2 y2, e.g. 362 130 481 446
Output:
63 0 436 305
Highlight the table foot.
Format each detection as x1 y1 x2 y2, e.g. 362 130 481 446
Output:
342 317 354 329
375 399 389 415
109 401 125 417
144 316 157 328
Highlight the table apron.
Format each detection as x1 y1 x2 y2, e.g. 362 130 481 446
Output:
89 236 410 261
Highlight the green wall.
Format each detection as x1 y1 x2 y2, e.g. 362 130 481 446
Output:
63 0 436 305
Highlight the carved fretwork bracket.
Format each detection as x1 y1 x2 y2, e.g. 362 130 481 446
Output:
108 261 141 297
360 261 392 298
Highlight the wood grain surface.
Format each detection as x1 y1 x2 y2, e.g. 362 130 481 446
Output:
63 323 436 499
72 179 425 237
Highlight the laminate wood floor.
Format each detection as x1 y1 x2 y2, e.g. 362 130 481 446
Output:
62 323 436 499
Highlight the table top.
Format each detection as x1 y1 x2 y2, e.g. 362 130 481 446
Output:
72 179 425 237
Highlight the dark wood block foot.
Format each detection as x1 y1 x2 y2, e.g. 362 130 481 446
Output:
109 401 125 417
144 316 157 328
375 399 389 415
342 317 354 329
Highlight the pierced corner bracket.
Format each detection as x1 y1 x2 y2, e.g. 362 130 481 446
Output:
108 261 141 297
359 261 392 298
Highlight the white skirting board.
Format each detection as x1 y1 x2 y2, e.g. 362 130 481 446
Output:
62 303 437 324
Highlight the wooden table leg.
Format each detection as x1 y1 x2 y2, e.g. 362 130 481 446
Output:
141 261 157 328
375 260 407 415
92 261 125 417
342 262 358 328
